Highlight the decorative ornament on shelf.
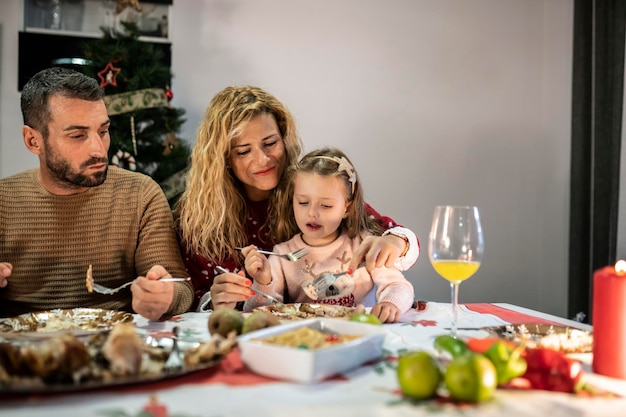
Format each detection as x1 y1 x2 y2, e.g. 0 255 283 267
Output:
162 132 180 156
97 62 122 88
116 0 142 15
110 149 137 171
165 86 173 101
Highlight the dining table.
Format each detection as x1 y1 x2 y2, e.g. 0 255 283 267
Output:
1 301 625 417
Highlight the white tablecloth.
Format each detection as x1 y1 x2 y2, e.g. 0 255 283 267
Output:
1 302 625 417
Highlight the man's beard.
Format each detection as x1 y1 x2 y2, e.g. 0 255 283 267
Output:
46 150 109 189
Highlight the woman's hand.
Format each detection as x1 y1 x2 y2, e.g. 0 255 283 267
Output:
131 265 175 321
241 245 272 285
0 262 12 288
210 269 254 309
348 234 406 272
370 301 401 323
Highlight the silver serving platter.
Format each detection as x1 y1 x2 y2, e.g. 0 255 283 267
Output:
0 308 134 339
0 311 230 393
482 323 593 353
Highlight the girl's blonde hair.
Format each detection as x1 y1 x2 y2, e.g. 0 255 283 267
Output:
271 147 384 243
175 86 302 261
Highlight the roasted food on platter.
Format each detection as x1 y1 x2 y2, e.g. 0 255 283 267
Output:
253 326 361 350
482 324 593 353
184 331 238 366
253 303 364 320
102 323 144 375
0 321 237 391
0 308 133 335
0 333 91 384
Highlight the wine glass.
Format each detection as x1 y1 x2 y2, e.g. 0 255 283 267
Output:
428 206 484 337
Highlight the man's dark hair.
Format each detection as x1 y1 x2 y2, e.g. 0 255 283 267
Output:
20 67 104 138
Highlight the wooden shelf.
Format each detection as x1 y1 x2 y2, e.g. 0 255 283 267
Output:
22 0 172 42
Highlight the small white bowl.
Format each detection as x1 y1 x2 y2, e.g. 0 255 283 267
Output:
237 318 387 384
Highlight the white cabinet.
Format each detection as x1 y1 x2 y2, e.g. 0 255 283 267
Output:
21 0 172 43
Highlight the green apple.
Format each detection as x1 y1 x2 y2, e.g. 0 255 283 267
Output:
348 312 382 325
397 351 442 400
207 308 244 337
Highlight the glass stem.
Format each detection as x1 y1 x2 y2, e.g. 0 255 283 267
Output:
450 282 460 338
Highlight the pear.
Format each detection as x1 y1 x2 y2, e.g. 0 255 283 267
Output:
241 311 281 334
207 308 244 337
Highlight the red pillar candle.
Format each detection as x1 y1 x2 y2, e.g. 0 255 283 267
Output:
592 260 626 379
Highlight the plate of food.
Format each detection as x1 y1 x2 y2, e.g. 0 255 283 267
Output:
252 303 362 320
238 318 386 383
0 308 134 338
0 322 237 393
482 323 593 353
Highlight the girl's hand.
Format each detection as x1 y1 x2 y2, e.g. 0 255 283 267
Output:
349 235 406 272
241 245 272 285
370 301 401 323
210 269 253 309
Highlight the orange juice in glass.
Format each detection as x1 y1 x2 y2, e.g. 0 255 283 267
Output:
428 206 484 337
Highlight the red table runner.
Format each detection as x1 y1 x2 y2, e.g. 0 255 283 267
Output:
464 303 564 326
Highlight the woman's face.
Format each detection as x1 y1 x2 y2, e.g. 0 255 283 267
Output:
229 113 286 201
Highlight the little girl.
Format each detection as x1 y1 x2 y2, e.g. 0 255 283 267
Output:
241 147 415 323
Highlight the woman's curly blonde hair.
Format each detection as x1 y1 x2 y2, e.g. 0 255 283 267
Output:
175 86 302 261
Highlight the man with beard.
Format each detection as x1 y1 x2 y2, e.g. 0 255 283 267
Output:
0 67 192 320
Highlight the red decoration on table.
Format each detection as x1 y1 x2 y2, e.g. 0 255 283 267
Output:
464 303 563 326
409 319 437 327
97 62 122 88
522 347 584 393
143 394 168 417
165 86 173 101
592 260 626 379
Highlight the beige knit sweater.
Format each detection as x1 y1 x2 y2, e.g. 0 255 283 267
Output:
0 167 192 317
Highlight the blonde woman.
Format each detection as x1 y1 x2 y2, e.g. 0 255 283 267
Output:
175 86 419 311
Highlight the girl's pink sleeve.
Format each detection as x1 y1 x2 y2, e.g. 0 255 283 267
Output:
372 268 415 314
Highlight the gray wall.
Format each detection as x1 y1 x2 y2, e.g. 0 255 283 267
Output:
0 0 573 317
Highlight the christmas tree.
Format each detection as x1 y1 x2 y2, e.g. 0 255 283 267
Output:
81 21 190 206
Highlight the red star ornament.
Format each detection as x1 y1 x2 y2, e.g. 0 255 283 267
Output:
97 62 122 88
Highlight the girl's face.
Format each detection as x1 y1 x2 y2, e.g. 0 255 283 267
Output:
229 113 286 201
293 172 351 247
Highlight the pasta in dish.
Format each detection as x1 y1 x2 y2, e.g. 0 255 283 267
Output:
254 326 361 350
